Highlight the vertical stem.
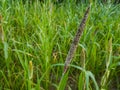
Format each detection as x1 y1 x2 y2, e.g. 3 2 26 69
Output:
63 6 90 74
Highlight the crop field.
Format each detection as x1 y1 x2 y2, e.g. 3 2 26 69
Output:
0 0 120 90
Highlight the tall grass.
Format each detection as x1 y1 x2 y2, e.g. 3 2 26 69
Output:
0 0 120 90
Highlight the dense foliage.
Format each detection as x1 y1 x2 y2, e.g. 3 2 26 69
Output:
0 0 120 90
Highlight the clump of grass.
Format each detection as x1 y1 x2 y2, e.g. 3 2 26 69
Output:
101 38 112 89
0 0 120 90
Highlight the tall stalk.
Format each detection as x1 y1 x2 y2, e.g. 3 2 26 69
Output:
63 6 90 74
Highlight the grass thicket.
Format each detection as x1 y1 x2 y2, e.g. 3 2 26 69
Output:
0 0 120 90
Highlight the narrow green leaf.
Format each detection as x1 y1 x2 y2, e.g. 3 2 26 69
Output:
57 73 68 90
78 72 85 90
87 71 99 90
0 70 9 87
3 42 8 60
85 72 89 90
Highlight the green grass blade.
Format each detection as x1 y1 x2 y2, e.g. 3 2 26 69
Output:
87 71 99 90
57 73 68 90
78 72 85 90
